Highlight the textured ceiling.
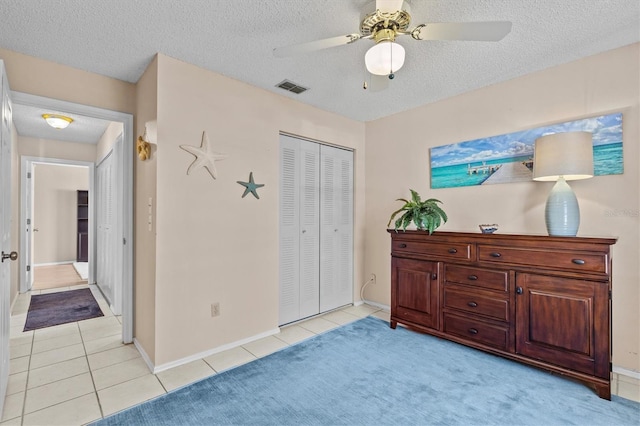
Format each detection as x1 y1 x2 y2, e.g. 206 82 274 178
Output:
12 103 111 144
1 0 638 125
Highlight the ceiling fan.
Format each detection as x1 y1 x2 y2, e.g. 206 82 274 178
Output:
274 0 512 89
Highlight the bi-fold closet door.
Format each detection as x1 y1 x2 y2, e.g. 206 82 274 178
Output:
279 134 353 326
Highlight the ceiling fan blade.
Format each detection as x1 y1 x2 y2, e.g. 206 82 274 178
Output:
367 74 390 92
273 34 364 58
412 21 512 42
375 0 406 13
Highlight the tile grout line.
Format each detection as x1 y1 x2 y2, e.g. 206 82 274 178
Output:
16 291 36 425
78 317 105 422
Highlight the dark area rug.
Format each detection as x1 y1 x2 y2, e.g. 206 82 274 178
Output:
24 288 104 331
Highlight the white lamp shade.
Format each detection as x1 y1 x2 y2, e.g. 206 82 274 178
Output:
532 131 594 181
365 41 405 75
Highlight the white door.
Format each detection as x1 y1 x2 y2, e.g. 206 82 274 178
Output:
24 167 32 289
319 146 353 312
0 60 15 420
279 135 353 325
279 135 320 324
95 134 122 315
96 151 115 308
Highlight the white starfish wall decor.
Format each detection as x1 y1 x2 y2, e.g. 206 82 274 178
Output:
179 131 228 179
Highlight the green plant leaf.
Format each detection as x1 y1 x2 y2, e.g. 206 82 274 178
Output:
387 190 448 232
410 189 421 204
431 204 448 223
401 213 412 231
387 206 409 227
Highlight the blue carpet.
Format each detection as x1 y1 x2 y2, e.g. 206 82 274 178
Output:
96 317 639 425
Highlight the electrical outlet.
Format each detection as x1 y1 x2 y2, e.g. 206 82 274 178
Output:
211 302 220 317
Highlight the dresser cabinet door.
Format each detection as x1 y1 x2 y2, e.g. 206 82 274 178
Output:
392 258 440 330
515 273 609 378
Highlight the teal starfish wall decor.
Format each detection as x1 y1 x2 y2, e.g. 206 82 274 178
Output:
237 172 265 199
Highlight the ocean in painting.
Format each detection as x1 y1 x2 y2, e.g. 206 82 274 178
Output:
431 142 623 189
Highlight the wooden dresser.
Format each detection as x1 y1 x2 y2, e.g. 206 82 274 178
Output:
389 230 616 399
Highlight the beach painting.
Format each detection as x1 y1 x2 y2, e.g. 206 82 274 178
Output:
429 112 623 189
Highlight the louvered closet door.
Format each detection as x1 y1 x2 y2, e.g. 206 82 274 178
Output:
319 146 353 312
279 135 320 325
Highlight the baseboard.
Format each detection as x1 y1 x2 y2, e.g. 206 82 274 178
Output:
361 299 390 312
10 291 18 314
33 261 75 266
151 327 281 374
133 338 155 373
613 365 640 380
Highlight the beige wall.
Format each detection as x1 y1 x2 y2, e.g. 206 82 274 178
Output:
134 55 158 362
0 48 135 114
32 164 89 264
19 136 98 162
96 121 124 163
364 43 640 372
150 54 365 365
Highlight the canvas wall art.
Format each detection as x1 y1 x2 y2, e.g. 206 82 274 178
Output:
429 113 623 189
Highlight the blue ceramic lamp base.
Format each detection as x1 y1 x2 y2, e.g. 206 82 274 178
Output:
545 177 580 237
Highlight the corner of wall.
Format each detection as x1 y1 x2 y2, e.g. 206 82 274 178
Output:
133 54 159 364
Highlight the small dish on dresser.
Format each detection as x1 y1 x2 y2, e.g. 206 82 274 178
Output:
479 224 499 234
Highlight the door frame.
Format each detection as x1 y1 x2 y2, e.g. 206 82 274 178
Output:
12 91 134 343
20 158 94 290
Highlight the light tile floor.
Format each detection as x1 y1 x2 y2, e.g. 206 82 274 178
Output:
2 286 389 425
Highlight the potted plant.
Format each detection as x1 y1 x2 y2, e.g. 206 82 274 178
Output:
387 189 448 234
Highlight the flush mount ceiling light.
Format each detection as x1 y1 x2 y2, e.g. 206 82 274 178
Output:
42 113 73 129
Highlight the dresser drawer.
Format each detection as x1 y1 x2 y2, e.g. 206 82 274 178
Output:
445 265 508 292
392 240 471 261
443 285 509 322
478 245 607 274
443 313 509 351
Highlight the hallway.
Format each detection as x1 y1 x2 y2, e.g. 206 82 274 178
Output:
32 264 87 291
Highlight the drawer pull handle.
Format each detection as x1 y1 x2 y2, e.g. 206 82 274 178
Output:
490 252 501 258
399 243 407 248
467 301 478 308
448 248 457 254
468 275 478 281
572 259 585 265
468 328 479 335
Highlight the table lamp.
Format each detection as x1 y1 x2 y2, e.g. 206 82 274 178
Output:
533 131 594 236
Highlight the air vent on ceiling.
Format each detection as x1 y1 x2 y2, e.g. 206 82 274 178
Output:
276 80 308 94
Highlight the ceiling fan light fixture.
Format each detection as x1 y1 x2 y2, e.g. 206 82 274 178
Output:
42 113 73 129
365 41 405 75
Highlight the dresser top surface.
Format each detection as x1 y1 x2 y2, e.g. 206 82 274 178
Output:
387 230 617 246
